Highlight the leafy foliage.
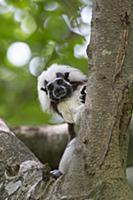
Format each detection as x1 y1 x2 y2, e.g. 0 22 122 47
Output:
0 0 90 126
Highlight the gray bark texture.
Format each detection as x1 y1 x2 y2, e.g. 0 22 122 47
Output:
1 0 133 199
0 119 56 200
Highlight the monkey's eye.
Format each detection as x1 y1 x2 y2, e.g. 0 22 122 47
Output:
56 79 63 85
48 84 54 91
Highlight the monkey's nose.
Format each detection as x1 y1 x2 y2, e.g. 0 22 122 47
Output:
54 88 66 98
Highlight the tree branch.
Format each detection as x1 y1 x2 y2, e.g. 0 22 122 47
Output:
0 119 55 199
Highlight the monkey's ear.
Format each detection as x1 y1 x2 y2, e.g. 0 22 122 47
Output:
64 72 69 80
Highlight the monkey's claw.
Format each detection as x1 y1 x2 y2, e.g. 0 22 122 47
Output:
80 85 86 103
50 169 62 179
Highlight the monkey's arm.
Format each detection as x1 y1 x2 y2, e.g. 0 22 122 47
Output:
50 138 77 178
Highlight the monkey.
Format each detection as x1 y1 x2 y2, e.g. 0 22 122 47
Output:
37 64 87 133
37 64 87 177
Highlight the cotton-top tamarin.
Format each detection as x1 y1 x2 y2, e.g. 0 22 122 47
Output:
37 64 87 176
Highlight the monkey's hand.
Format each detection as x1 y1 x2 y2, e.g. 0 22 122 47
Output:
50 169 62 179
80 85 86 104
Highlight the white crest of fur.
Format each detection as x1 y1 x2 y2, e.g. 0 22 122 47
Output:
37 64 87 112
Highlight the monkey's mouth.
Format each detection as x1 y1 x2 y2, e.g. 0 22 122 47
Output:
53 87 67 99
49 86 72 102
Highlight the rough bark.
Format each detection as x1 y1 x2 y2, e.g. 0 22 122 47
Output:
0 119 56 200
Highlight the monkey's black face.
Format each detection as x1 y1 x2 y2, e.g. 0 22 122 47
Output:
42 76 73 102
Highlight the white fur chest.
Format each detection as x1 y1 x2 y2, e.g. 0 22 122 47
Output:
57 85 84 123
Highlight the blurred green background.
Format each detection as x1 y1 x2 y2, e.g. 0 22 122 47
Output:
0 0 91 126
